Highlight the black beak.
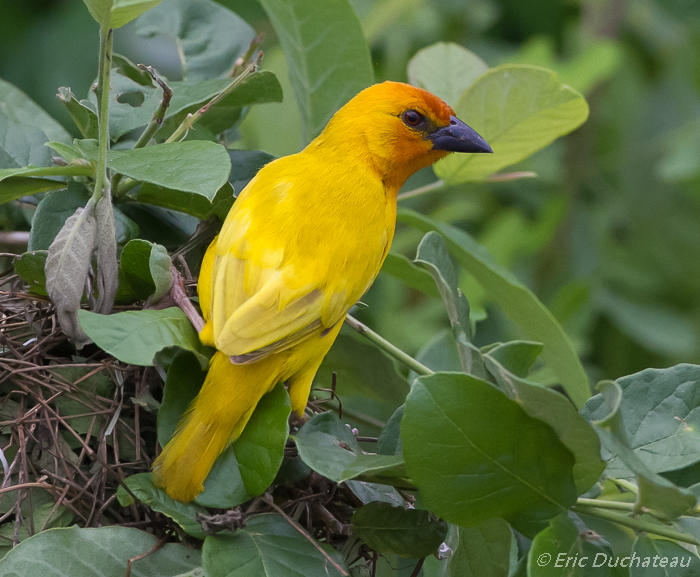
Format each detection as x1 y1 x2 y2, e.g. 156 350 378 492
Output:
429 115 492 154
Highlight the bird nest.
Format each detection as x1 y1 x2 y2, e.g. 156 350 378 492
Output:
0 271 371 561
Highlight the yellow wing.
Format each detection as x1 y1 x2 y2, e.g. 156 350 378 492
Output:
198 153 393 362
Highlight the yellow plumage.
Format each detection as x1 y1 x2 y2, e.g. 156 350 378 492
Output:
152 81 491 502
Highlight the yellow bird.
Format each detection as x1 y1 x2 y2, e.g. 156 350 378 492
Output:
153 81 491 502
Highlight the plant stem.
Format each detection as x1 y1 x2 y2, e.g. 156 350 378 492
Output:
345 315 433 376
575 497 635 511
93 25 113 205
397 179 444 201
165 51 263 144
612 478 639 495
132 65 173 149
572 504 699 546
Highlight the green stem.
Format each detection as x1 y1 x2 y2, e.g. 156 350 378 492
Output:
132 65 173 149
165 52 262 144
93 25 113 205
397 179 444 201
345 315 433 376
612 478 639 495
575 497 635 511
572 504 699 546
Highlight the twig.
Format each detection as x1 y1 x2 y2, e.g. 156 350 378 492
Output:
345 315 432 376
132 65 172 149
125 537 167 577
397 180 444 201
262 494 349 576
92 26 113 205
409 558 426 577
165 51 263 144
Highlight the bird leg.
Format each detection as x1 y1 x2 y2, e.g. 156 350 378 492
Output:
170 266 205 333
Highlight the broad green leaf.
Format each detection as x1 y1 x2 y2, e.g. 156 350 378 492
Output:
134 182 234 220
259 0 374 143
0 526 201 576
402 373 577 534
434 65 589 183
116 473 208 539
414 231 487 378
46 204 97 346
582 365 700 474
203 514 347 577
156 349 290 508
120 239 172 301
293 412 407 484
13 251 48 295
196 382 291 508
82 0 164 28
409 330 462 382
56 87 98 139
78 307 207 366
0 502 73 560
528 515 614 576
631 535 700 575
344 481 406 507
584 381 697 520
76 141 231 199
399 209 590 408
135 0 256 81
380 252 441 299
351 502 447 558
0 78 71 169
484 355 604 495
0 165 93 205
432 519 512 577
407 42 488 107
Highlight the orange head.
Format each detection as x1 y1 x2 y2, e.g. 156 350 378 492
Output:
309 81 491 192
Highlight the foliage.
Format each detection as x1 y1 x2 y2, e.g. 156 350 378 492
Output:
0 0 699 575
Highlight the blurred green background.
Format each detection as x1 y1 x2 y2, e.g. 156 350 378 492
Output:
2 0 700 384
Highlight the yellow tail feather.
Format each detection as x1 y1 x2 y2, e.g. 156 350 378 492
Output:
153 351 281 503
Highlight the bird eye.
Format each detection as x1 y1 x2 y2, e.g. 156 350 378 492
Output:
402 109 424 128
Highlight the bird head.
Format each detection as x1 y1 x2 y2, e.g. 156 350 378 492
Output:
312 81 492 192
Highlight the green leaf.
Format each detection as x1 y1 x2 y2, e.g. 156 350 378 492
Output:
156 349 290 508
116 473 208 539
631 534 700 575
13 251 48 295
195 382 291 508
134 182 234 220
56 87 98 139
414 231 487 378
76 141 231 200
0 502 73 560
344 481 406 507
434 65 589 183
528 515 614 576
135 0 256 82
407 42 488 107
402 372 577 535
582 365 700 475
46 204 97 347
486 341 543 378
484 355 604 495
259 0 374 143
78 307 207 366
399 209 590 409
0 165 93 206
293 412 406 484
120 239 172 301
351 502 447 558
584 381 697 520
380 252 441 299
435 519 512 577
28 182 89 251
377 405 403 456
81 0 164 29
203 514 348 577
0 526 200 575
0 78 71 169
